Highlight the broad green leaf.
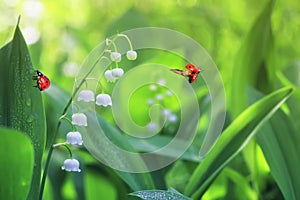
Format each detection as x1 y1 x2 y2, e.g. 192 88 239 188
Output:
184 87 293 199
249 88 300 200
230 0 275 117
0 23 46 199
0 127 34 200
44 84 155 191
130 188 191 200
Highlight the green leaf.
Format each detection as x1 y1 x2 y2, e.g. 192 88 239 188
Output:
184 87 293 199
130 188 191 200
0 127 34 200
222 168 257 200
0 24 46 199
230 0 275 117
44 84 155 191
249 88 300 200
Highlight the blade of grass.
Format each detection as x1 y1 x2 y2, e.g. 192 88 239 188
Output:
184 87 293 199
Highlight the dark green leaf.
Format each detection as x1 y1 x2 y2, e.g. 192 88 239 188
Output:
184 87 293 199
130 188 191 200
0 127 34 200
0 24 46 200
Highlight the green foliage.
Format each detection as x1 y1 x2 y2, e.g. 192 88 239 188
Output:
0 128 34 200
1 0 300 199
249 88 300 200
184 87 293 199
0 23 46 200
230 0 275 117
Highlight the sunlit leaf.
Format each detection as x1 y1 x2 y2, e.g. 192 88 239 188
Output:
230 0 275 117
0 127 34 200
184 87 293 199
0 23 46 200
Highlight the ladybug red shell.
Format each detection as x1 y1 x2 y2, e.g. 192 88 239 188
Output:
170 64 202 83
33 70 50 91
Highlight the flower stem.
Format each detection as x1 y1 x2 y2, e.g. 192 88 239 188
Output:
60 115 76 131
118 33 133 50
38 35 118 200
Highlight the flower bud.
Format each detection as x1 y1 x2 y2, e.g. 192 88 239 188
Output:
110 52 121 62
126 50 137 60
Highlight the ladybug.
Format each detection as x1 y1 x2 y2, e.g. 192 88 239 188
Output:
33 70 50 91
170 64 202 83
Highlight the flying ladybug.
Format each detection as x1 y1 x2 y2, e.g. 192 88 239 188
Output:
33 70 50 91
170 64 202 83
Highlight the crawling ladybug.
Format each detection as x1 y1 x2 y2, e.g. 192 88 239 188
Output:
33 70 50 91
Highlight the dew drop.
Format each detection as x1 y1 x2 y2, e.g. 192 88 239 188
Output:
26 98 31 106
26 115 34 122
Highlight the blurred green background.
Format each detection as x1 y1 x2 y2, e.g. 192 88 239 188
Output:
1 0 299 95
1 0 300 199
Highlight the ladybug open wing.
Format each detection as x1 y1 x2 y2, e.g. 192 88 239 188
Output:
170 69 190 77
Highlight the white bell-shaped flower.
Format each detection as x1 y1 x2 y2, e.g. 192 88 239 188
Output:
77 90 94 102
61 159 81 172
157 79 166 86
66 131 83 145
110 52 121 62
96 94 112 107
72 113 87 126
147 122 158 133
105 70 117 82
126 50 137 60
147 99 154 105
112 68 124 78
156 94 163 101
168 114 178 123
149 84 157 91
166 90 173 96
162 109 171 117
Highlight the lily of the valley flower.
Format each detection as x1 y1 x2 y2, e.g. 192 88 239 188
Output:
110 52 121 62
77 90 94 102
156 94 163 101
105 70 117 82
147 122 158 133
66 131 83 145
61 159 81 172
112 68 124 78
168 114 178 123
96 94 112 107
126 50 137 60
72 113 87 126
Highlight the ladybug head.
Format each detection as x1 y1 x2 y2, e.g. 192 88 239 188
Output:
36 70 43 76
